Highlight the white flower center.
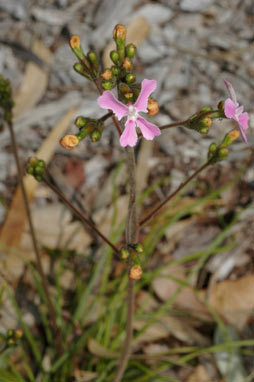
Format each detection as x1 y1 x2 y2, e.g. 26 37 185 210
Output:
128 105 138 121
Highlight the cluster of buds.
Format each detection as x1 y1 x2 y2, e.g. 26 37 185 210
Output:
4 329 23 347
26 157 46 182
60 116 103 150
0 75 14 123
207 129 240 164
185 106 224 135
120 243 144 280
101 24 138 91
70 35 99 80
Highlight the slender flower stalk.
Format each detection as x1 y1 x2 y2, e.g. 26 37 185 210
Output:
139 160 211 227
113 147 139 382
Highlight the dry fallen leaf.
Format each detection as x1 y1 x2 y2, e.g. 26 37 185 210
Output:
209 275 254 330
187 365 210 382
152 264 210 319
13 40 53 120
0 108 77 278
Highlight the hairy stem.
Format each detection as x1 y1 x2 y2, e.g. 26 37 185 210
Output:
139 160 211 226
7 122 63 355
113 147 139 382
43 176 120 257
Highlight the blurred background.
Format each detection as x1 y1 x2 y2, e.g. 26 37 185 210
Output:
0 0 253 381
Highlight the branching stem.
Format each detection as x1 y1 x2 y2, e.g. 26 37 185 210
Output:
139 160 211 226
7 121 63 355
43 176 120 257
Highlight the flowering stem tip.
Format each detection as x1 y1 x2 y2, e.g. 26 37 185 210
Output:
97 79 161 147
223 80 249 144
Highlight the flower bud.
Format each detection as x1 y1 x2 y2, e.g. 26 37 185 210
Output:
26 166 34 175
102 81 113 90
69 35 80 50
60 134 79 150
218 147 229 161
113 24 126 41
87 51 98 64
101 68 113 81
14 329 23 340
134 243 144 254
221 129 240 147
35 175 43 182
7 338 15 347
73 63 92 80
90 129 101 142
35 166 44 176
110 50 120 65
28 157 38 167
75 116 87 128
199 126 209 134
199 117 212 128
111 66 120 76
125 73 136 84
129 265 142 280
38 160 46 168
147 98 159 116
124 92 133 101
122 57 133 72
113 24 126 61
217 100 225 110
125 43 136 58
120 248 129 260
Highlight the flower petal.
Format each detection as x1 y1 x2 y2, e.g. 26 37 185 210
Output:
134 79 157 113
224 98 238 119
120 119 137 147
224 80 237 104
97 91 128 120
238 112 249 131
136 116 161 140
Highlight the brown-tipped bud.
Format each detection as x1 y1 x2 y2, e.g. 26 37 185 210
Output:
14 329 23 340
126 43 136 58
124 92 133 101
217 100 225 110
125 73 136 84
60 134 79 150
113 24 126 41
129 265 142 280
69 35 80 49
199 117 212 128
147 98 159 116
122 57 133 72
7 338 15 347
222 129 240 147
101 68 113 81
28 157 39 167
120 248 129 260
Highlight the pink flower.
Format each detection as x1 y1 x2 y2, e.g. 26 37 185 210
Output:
97 79 161 147
224 80 249 144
